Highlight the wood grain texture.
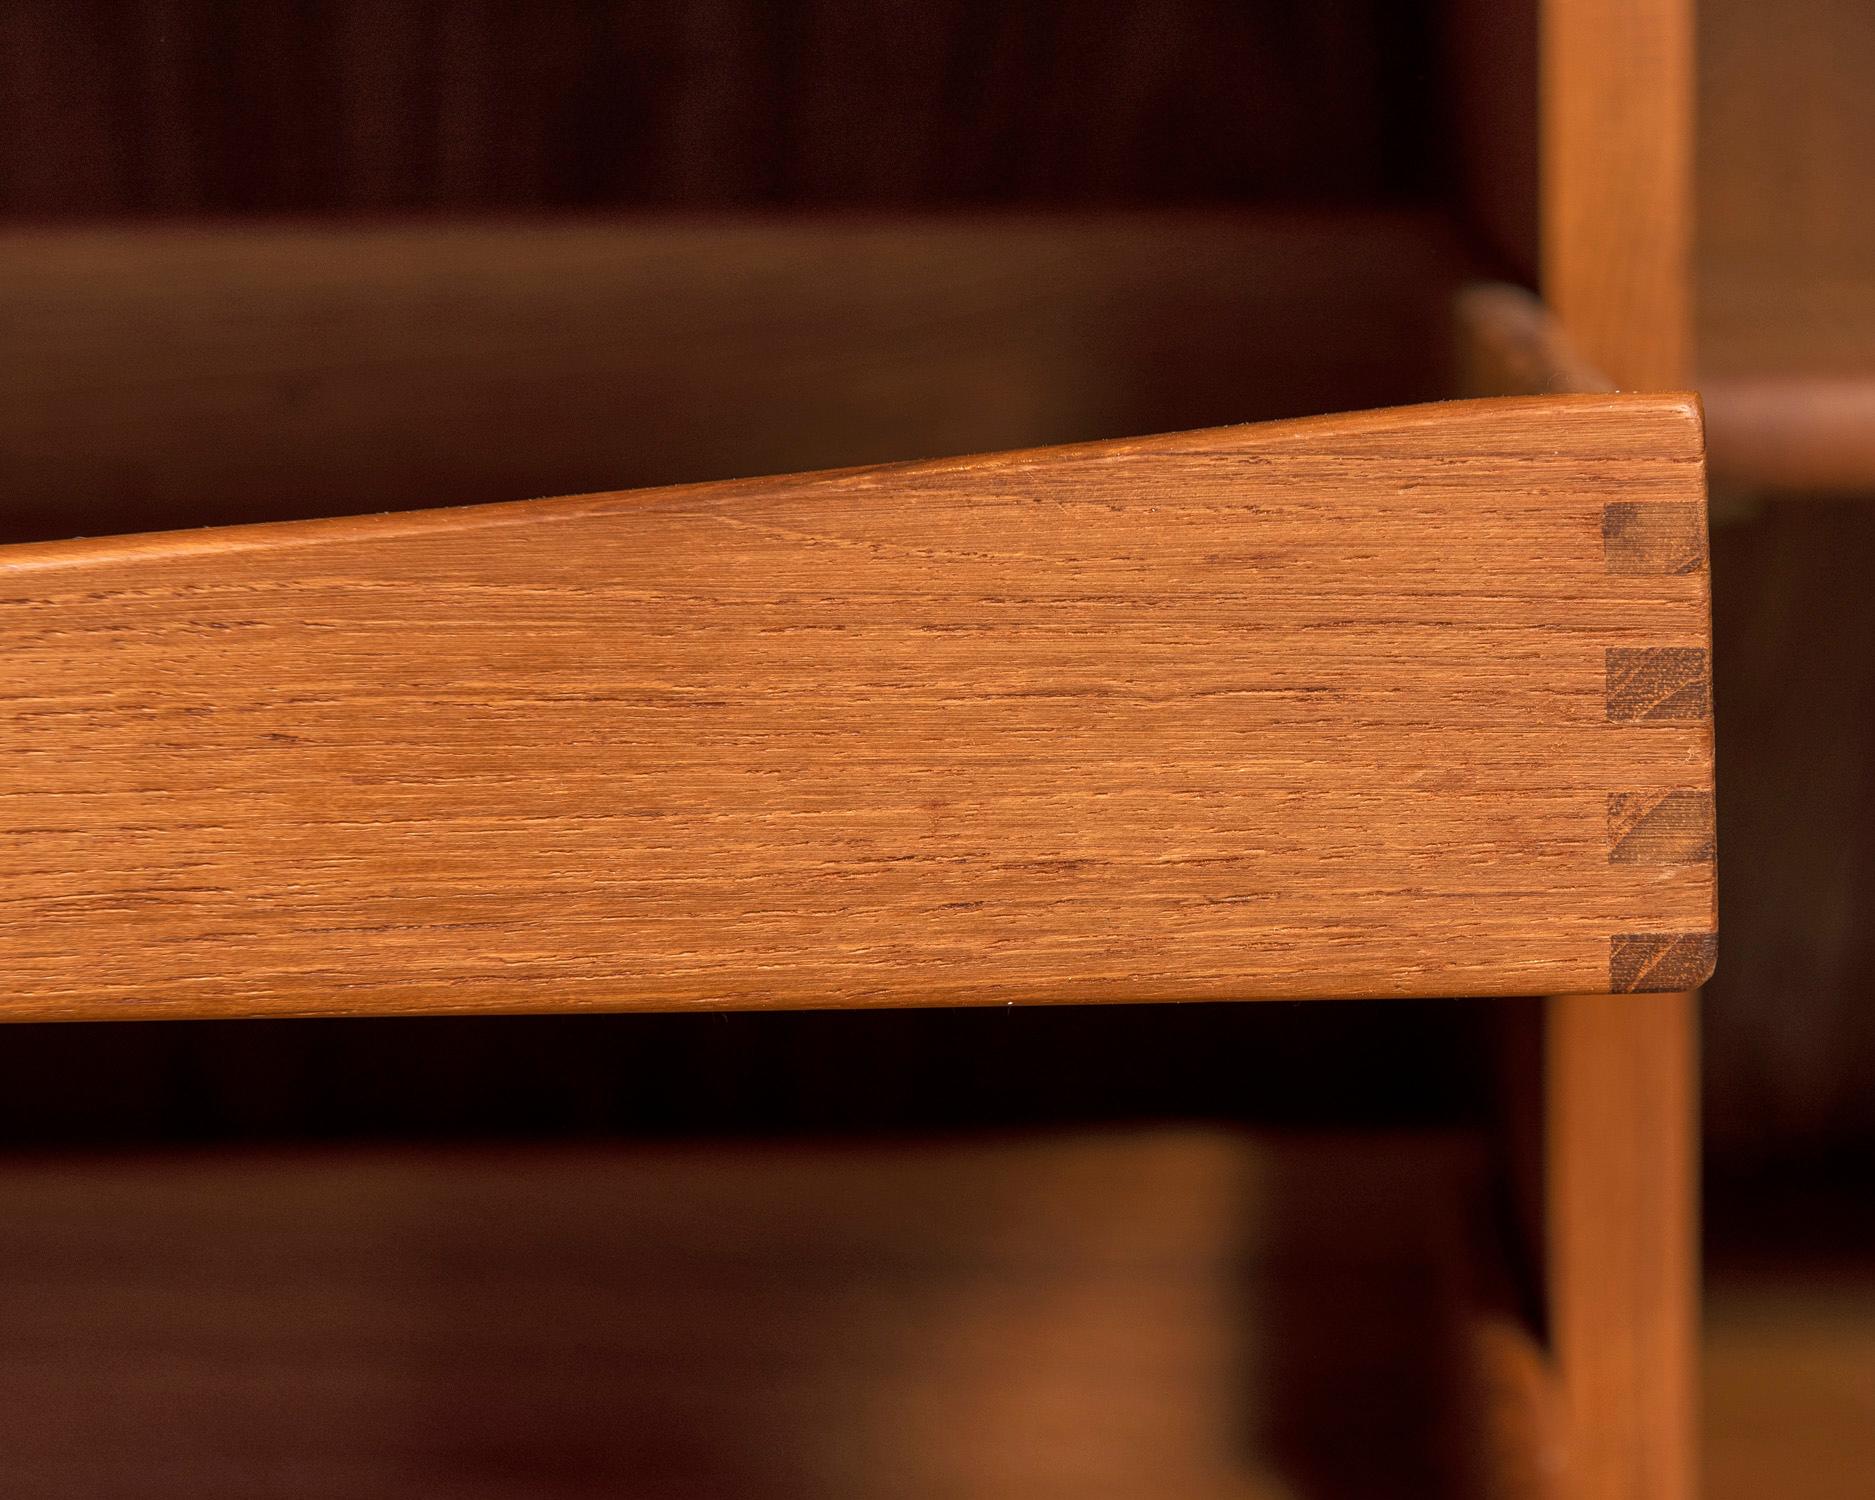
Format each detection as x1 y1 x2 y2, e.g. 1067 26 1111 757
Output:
0 396 1714 1020
1606 791 1714 865
1604 647 1712 723
1602 502 1707 576
0 213 1467 544
1608 935 1719 993
1546 992 1699 1500
1542 0 1695 388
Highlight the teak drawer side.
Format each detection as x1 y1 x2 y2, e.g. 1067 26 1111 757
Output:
0 395 1714 1019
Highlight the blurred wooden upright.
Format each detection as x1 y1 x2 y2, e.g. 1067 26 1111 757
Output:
1484 6 1704 1499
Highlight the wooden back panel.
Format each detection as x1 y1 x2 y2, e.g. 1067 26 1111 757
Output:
0 216 1466 544
0 397 1714 1020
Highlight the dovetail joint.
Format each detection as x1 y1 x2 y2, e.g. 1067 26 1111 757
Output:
1610 932 1717 992
1602 502 1708 575
1607 791 1715 864
1606 647 1711 724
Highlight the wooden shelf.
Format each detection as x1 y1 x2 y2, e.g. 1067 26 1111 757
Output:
0 210 1468 544
1695 273 1875 493
0 1128 1536 1500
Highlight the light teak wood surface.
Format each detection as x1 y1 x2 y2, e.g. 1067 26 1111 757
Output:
0 396 1713 1020
1476 36 1708 1488
1542 0 1695 390
1547 991 1699 1500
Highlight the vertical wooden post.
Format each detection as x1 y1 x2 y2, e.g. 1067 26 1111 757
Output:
1539 4 1701 1495
1541 0 1696 388
1546 992 1699 1500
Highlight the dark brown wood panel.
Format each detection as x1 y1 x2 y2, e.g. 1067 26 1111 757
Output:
0 0 1438 216
0 213 1467 543
0 1130 1482 1500
1699 0 1875 384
